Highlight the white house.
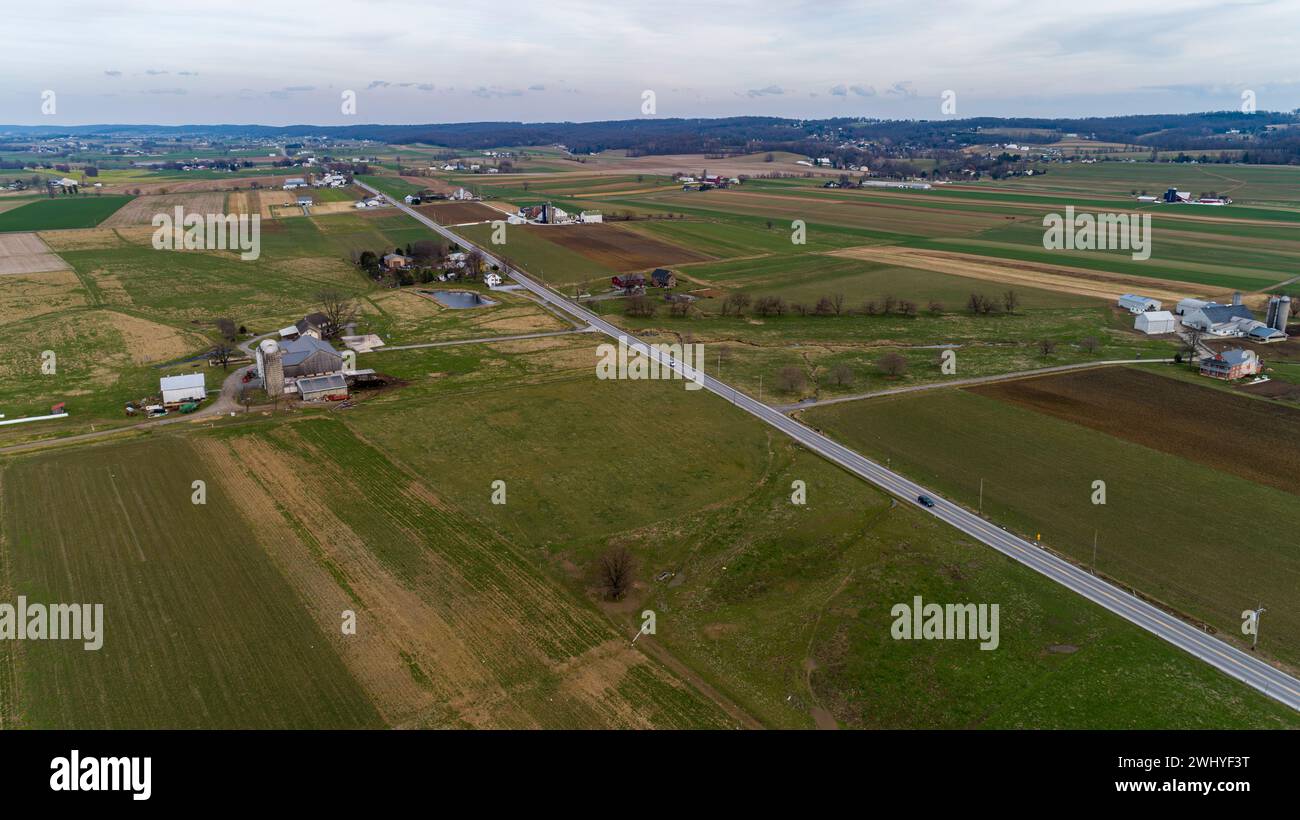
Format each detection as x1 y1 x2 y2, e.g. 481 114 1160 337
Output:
484 272 503 287
1135 310 1177 335
160 373 206 404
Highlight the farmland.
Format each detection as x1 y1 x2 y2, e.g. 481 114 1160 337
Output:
338 352 1297 728
0 232 69 275
4 138 1300 730
0 422 727 729
0 436 385 729
0 208 565 439
0 196 132 232
802 371 1300 669
970 366 1300 495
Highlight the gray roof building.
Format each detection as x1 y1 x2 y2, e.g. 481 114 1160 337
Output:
280 335 343 377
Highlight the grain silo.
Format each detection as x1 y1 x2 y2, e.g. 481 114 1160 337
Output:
1267 295 1292 332
257 338 285 398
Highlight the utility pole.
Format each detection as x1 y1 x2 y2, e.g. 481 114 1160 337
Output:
978 478 984 514
758 375 763 403
1249 605 1266 650
1092 529 1098 574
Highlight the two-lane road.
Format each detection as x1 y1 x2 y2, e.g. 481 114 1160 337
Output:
363 181 1300 712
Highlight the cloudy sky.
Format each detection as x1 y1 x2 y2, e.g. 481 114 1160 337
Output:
3 0 1298 125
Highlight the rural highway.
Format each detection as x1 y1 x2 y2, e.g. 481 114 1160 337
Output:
363 181 1300 712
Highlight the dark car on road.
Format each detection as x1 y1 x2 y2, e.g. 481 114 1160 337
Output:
917 495 935 508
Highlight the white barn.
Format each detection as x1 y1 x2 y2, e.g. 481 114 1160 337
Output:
1135 310 1177 335
160 373 206 404
1118 293 1161 314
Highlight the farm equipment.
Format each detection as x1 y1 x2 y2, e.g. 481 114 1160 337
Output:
50 402 66 415
145 405 167 418
179 402 199 414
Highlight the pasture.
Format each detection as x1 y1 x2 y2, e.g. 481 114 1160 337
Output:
341 362 1298 727
197 418 731 728
802 377 1300 669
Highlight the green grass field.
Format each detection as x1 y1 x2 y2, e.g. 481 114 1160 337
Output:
0 196 132 232
803 378 1300 669
0 415 734 729
339 360 1298 727
0 435 385 728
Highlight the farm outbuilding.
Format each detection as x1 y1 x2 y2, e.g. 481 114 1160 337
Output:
1118 293 1161 314
1135 310 1177 334
1181 303 1256 336
160 373 206 404
296 373 348 401
280 336 343 378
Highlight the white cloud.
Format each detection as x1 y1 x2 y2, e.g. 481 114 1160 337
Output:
0 0 1296 123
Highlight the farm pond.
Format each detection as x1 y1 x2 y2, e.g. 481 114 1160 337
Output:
421 289 497 309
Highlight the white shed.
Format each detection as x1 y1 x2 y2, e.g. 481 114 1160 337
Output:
160 373 206 404
1118 293 1161 314
1135 310 1177 335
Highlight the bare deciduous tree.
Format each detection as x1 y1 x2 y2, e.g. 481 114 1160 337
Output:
776 366 808 393
1003 290 1020 314
597 547 636 601
1080 336 1100 354
722 292 752 317
827 363 855 387
317 290 359 340
1038 339 1057 356
877 351 908 378
211 343 234 370
625 295 657 318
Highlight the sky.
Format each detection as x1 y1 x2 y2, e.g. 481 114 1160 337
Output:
3 0 1299 125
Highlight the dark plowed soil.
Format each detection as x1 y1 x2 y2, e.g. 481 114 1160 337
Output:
971 367 1300 496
